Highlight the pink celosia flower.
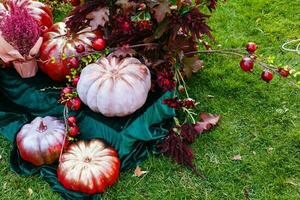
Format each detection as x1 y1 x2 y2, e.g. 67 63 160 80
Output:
0 2 40 55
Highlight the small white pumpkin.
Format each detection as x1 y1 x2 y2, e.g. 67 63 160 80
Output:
77 56 151 117
16 116 66 166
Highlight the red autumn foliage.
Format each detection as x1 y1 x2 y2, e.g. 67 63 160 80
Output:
157 113 220 176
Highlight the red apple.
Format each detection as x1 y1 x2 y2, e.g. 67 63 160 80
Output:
240 57 254 72
67 57 79 69
67 97 81 111
69 125 80 137
92 38 106 51
261 70 273 82
246 42 257 53
72 76 80 87
76 44 85 53
67 116 77 126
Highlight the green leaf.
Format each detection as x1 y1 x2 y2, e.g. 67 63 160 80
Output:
179 5 192 15
131 11 152 21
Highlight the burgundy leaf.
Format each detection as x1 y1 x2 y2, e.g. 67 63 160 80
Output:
157 132 205 178
86 7 109 30
180 123 197 144
109 46 137 58
157 70 176 92
66 0 109 32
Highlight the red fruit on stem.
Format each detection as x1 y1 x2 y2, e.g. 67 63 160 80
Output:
278 68 289 77
69 125 80 137
61 87 73 96
72 76 80 86
67 97 81 111
76 44 85 53
240 57 254 72
121 21 131 32
138 21 152 31
92 38 106 51
67 57 79 69
63 139 70 149
67 116 77 126
246 42 257 53
69 0 80 6
261 70 273 82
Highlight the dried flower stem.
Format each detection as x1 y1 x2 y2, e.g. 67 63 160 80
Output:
59 105 69 162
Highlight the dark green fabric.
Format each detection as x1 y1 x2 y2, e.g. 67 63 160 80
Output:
0 67 175 200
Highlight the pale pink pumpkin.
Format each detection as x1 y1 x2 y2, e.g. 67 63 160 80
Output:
77 56 151 117
57 139 120 194
16 116 66 166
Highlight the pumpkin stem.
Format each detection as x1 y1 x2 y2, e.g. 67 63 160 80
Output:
37 121 47 132
84 157 92 163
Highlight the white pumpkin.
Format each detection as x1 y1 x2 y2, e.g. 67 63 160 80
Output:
77 56 151 117
16 116 66 166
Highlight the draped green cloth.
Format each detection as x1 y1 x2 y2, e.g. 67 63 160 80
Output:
0 67 175 200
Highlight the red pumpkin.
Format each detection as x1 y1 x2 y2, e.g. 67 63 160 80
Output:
0 0 53 28
16 116 66 166
57 139 120 194
39 22 100 81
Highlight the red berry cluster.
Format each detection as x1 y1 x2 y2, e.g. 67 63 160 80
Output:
117 15 152 32
240 42 290 82
67 116 80 137
66 57 81 86
61 35 107 110
136 20 152 31
163 97 196 109
68 0 80 7
60 87 81 111
60 37 107 149
156 70 176 92
239 42 257 73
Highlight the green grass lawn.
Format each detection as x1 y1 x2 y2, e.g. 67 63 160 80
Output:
1 0 300 199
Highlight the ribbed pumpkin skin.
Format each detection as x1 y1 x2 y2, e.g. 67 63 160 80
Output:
77 57 151 117
0 0 53 28
16 116 66 166
39 22 100 81
57 139 120 194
